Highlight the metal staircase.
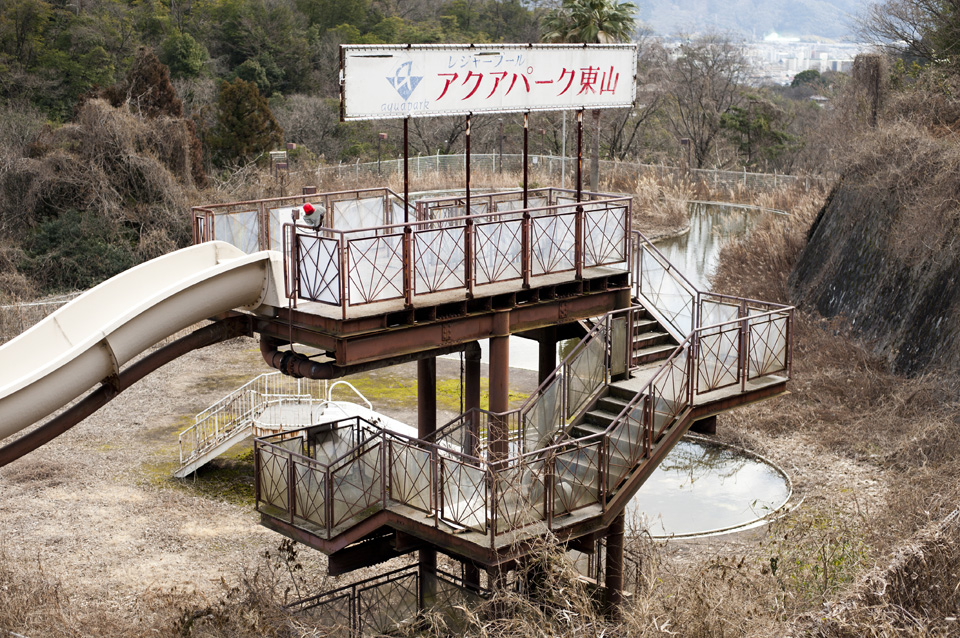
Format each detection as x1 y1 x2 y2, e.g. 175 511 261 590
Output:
175 373 326 478
251 229 794 566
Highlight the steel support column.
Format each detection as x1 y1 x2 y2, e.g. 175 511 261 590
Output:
604 512 625 620
417 357 437 439
464 342 482 457
538 325 557 385
463 341 482 589
465 113 471 215
488 334 510 463
522 113 529 208
690 414 717 435
576 109 583 202
417 356 437 610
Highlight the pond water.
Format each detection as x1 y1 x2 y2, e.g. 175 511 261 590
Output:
627 438 791 537
630 202 788 536
652 201 760 290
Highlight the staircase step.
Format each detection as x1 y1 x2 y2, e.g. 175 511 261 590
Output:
571 422 604 438
584 408 622 428
632 343 677 365
632 331 671 349
175 425 253 478
596 394 632 416
607 383 645 403
632 318 659 332
571 421 621 439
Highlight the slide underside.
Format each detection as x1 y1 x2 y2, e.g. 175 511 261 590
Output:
0 241 284 444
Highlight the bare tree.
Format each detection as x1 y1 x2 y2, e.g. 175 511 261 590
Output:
666 33 749 168
603 36 668 160
859 0 960 62
273 94 341 155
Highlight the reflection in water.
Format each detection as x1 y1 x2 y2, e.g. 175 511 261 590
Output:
627 439 790 536
653 203 758 290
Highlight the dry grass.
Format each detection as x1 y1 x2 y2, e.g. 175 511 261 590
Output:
0 541 322 638
707 180 960 636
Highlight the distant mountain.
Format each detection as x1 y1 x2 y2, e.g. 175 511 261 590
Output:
638 0 865 40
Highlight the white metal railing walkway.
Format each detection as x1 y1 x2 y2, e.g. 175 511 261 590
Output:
175 373 326 478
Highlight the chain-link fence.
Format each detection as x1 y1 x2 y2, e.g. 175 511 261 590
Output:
316 154 827 192
0 293 209 347
0 293 81 344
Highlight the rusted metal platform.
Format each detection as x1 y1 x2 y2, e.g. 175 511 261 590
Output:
194 186 794 587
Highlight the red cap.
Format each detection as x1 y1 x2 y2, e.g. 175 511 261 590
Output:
303 203 315 215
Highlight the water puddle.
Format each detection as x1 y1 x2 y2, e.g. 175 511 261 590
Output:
627 437 791 537
652 202 761 289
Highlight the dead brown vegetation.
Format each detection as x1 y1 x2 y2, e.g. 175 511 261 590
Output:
710 183 960 636
0 99 200 294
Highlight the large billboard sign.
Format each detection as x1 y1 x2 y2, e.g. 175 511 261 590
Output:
341 44 637 121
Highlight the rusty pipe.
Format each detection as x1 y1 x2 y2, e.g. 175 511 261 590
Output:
0 316 253 468
259 335 469 379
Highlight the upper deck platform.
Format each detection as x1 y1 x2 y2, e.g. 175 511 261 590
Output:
193 187 635 364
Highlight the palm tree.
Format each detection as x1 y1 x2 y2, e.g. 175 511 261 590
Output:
541 0 638 45
541 0 637 191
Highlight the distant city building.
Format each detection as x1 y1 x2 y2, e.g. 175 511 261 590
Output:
744 37 864 85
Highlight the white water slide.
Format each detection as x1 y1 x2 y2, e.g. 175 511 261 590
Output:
0 241 284 443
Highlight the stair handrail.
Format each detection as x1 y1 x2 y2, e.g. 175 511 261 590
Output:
631 229 793 341
253 305 793 543
425 306 633 456
179 372 321 466
327 380 373 410
253 229 795 542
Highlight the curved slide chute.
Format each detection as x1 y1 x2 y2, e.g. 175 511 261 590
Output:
0 241 284 452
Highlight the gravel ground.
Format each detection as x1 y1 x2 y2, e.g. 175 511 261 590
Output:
0 336 541 619
0 333 889 628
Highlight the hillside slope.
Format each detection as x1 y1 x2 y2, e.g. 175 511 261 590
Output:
789 124 960 380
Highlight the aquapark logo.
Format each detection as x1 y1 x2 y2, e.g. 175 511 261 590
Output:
382 61 429 114
387 61 421 100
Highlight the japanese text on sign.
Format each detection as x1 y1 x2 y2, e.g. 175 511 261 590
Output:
341 44 637 121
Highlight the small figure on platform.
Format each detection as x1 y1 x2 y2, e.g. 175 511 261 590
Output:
301 202 325 228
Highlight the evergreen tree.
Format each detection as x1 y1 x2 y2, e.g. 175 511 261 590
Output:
105 47 184 119
540 0 637 190
210 77 283 165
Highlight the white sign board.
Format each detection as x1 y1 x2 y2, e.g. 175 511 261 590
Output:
341 44 637 120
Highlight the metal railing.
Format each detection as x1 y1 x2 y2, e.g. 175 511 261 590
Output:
0 293 82 344
315 154 827 193
413 186 614 221
285 190 631 318
250 197 794 547
253 305 792 545
178 372 325 468
193 186 631 319
289 565 487 635
191 188 407 251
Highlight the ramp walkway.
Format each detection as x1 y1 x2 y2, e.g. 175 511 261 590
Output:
176 376 413 477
